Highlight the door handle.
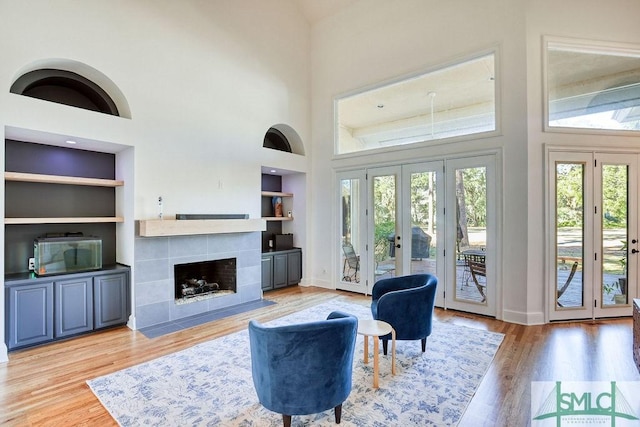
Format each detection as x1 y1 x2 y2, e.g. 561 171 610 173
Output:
396 244 401 249
632 248 639 254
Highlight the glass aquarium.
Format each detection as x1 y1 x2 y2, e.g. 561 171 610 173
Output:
34 236 102 276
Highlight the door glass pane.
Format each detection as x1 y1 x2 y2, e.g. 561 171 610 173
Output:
373 175 397 279
410 171 436 275
555 162 584 308
455 167 488 303
340 178 361 284
601 164 629 306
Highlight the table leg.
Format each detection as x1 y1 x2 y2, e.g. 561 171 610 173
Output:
363 335 369 364
391 328 396 375
373 335 379 388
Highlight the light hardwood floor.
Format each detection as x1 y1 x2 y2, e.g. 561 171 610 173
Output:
1 286 638 426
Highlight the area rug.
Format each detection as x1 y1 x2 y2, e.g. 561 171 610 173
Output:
87 300 504 426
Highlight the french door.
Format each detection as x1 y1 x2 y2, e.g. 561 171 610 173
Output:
547 150 638 321
365 164 445 305
337 170 368 294
445 156 497 317
337 155 497 317
337 165 443 296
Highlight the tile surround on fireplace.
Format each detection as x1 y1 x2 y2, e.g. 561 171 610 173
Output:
134 231 262 329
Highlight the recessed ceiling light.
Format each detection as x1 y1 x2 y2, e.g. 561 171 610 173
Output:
65 140 77 144
270 169 277 173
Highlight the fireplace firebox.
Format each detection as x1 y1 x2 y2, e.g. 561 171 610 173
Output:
174 258 236 305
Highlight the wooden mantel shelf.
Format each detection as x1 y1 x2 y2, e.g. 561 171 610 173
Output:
139 218 266 237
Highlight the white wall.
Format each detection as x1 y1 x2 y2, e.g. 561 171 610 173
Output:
309 0 530 320
0 0 311 361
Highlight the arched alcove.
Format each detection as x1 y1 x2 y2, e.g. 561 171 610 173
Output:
263 128 291 152
263 124 305 155
10 59 131 119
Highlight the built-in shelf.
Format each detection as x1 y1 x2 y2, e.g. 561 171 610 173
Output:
139 218 266 237
262 216 293 221
4 172 125 226
261 191 293 221
261 191 293 198
4 171 124 187
5 217 124 224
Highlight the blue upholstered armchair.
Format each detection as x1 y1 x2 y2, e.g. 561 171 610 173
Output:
248 311 358 427
370 273 438 354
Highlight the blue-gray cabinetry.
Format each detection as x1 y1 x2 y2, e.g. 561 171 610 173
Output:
94 272 128 328
261 256 273 291
5 265 129 350
261 248 302 291
6 281 54 349
55 277 93 338
287 249 302 286
273 253 288 289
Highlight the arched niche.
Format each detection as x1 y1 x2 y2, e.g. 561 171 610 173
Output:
263 124 305 155
10 59 131 119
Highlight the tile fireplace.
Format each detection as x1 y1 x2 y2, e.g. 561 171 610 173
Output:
133 231 262 329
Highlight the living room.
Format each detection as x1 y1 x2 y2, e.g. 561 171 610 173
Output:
2 0 640 425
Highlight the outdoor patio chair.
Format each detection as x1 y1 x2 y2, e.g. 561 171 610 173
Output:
462 251 487 301
342 243 360 282
556 261 579 307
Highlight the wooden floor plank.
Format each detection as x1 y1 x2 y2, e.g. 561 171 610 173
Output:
0 286 638 426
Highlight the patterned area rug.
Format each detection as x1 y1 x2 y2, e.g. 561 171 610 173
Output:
87 300 504 426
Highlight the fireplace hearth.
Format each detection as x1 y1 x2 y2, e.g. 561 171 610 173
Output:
174 258 237 305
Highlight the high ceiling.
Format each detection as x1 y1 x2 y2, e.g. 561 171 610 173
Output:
292 3 640 150
295 0 358 24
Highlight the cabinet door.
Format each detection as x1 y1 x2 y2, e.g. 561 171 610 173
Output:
7 282 54 349
287 250 302 285
94 273 128 328
261 255 274 291
273 253 288 289
55 278 94 338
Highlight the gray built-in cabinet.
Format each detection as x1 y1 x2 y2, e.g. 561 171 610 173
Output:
4 140 129 351
55 276 94 338
261 248 302 291
5 266 129 350
260 173 302 291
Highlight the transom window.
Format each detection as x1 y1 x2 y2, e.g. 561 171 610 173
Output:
546 38 640 132
335 52 496 155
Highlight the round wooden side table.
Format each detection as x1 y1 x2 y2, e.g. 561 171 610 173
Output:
357 319 396 388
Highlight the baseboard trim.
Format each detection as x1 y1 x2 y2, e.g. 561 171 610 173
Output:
503 309 545 325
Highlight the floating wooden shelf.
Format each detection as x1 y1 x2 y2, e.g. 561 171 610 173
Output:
5 217 124 224
261 191 293 198
139 218 266 237
262 216 293 221
5 171 124 187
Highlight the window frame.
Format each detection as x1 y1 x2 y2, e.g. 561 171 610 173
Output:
542 35 640 137
333 47 502 158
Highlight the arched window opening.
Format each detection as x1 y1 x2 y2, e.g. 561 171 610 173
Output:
263 127 292 153
10 69 119 116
